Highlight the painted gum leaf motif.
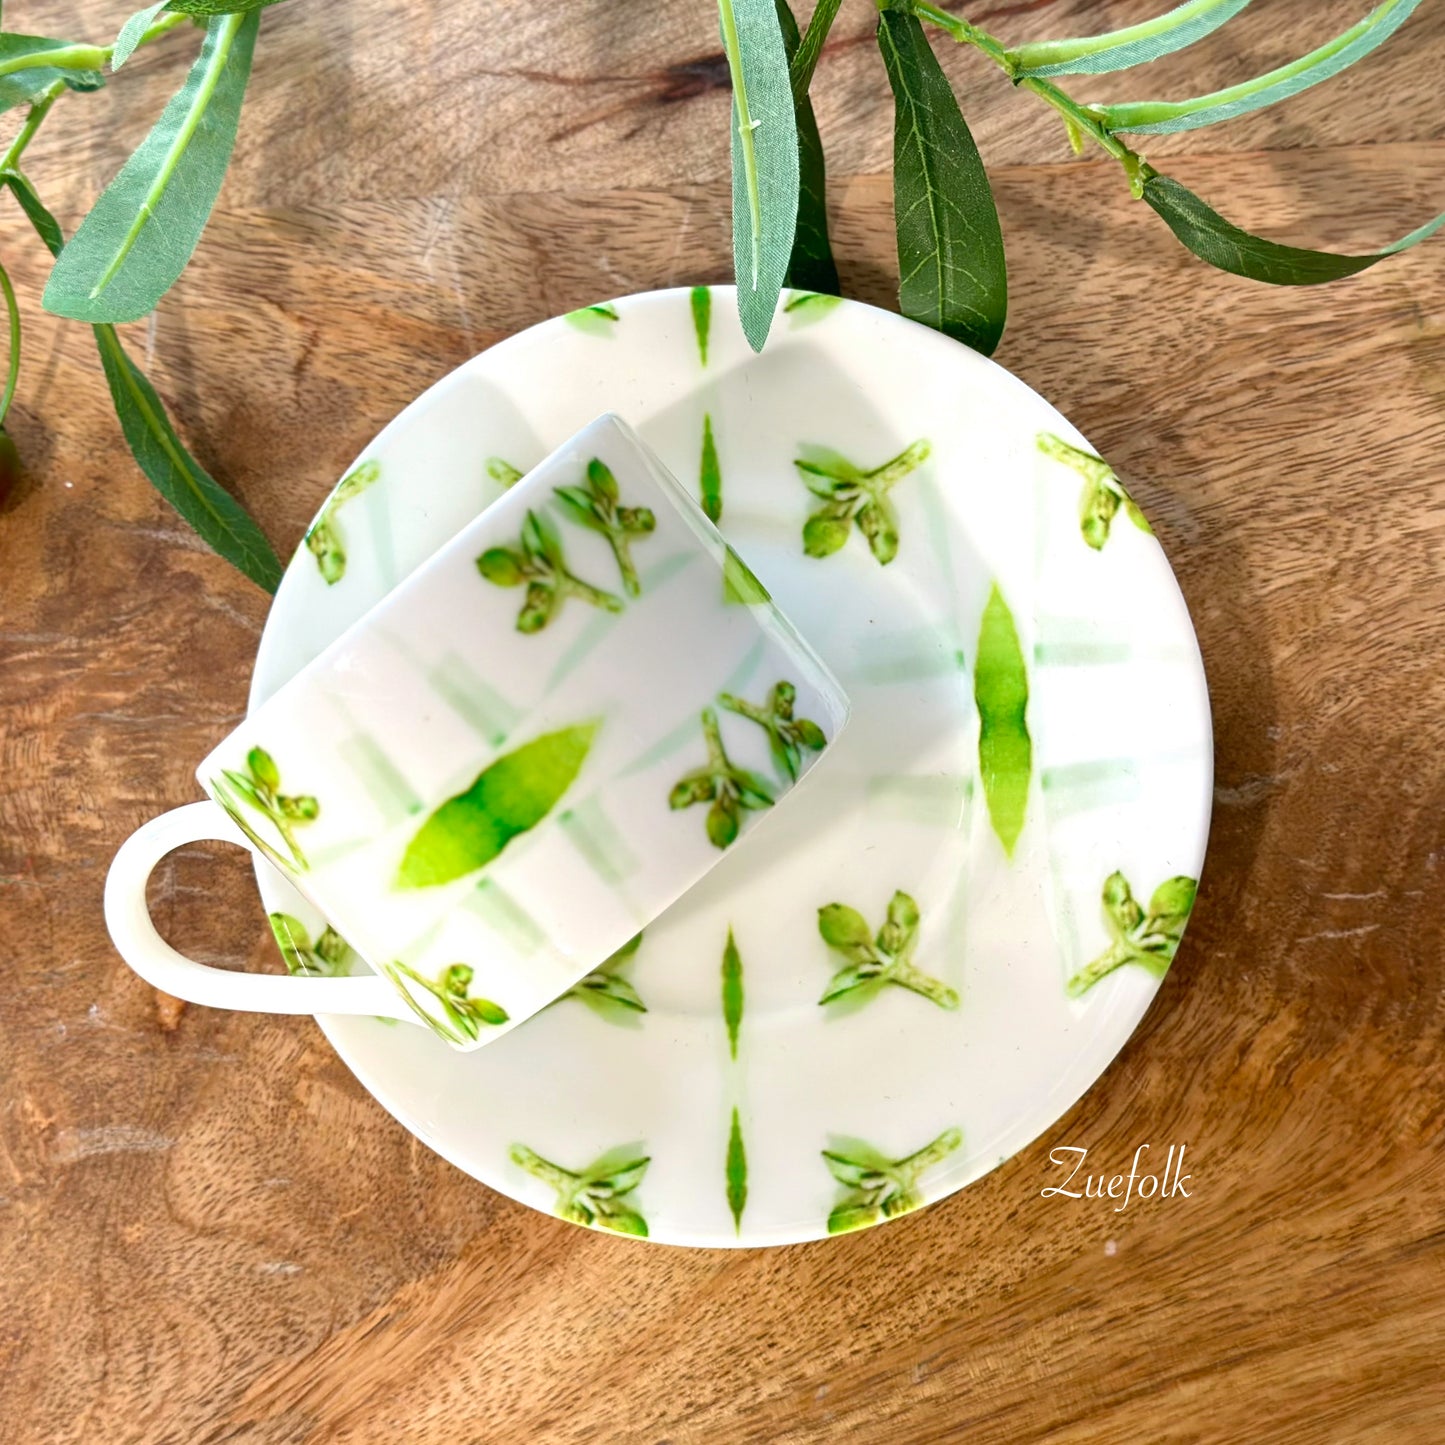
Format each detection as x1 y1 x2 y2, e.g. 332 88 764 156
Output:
268 912 354 977
553 457 656 598
784 289 843 325
486 457 524 488
396 722 597 888
691 285 711 366
699 413 722 523
563 302 619 336
795 438 929 566
669 707 775 850
382 960 509 1045
726 1108 748 1233
304 458 380 584
477 509 623 633
718 679 826 782
212 745 317 871
561 930 647 1018
975 584 1031 857
721 928 744 1059
817 889 958 1010
510 1143 650 1236
1066 872 1198 997
823 1127 963 1234
1037 432 1150 550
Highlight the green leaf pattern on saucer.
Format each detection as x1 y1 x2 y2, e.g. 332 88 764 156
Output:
510 1143 650 1236
560 930 647 1019
1038 432 1151 550
796 438 930 565
817 890 958 1010
1066 872 1197 997
304 458 380 584
823 1127 963 1234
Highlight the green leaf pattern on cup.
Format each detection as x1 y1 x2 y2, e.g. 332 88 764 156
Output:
700 413 722 524
975 583 1031 858
1066 872 1198 997
397 722 597 888
784 290 843 325
1037 432 1151 550
669 707 775 849
211 746 317 872
268 912 354 977
562 930 647 1018
382 960 510 1045
553 457 656 598
304 459 381 584
477 509 624 633
722 545 770 605
719 680 827 782
817 890 958 1010
510 1143 650 1236
563 302 620 336
823 1127 963 1234
691 285 711 366
722 928 744 1059
795 438 929 565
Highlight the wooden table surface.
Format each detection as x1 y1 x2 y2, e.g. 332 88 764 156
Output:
3 2 1443 1440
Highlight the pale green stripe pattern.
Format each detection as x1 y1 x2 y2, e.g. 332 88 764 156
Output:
429 654 522 747
464 879 546 955
337 735 421 824
559 797 640 886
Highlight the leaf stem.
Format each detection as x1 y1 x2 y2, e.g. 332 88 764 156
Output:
88 12 244 302
1010 0 1246 75
791 0 842 100
0 260 19 428
0 14 186 82
718 0 762 289
1 81 67 171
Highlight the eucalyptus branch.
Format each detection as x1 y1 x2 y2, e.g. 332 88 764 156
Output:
0 259 19 429
0 12 186 83
1 81 66 171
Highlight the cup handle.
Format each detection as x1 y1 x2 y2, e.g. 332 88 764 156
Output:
104 801 410 1021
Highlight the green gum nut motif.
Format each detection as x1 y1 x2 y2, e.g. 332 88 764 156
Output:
669 707 776 849
552 456 656 598
1066 871 1199 997
822 1127 963 1234
817 890 958 1010
477 509 623 633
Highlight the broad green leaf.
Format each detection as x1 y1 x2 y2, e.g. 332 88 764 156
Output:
397 723 597 888
1143 174 1445 284
975 583 1031 856
699 412 722 523
112 4 169 70
44 11 260 323
775 0 839 296
878 11 1006 355
720 0 800 352
721 928 744 1058
690 284 711 366
0 33 105 114
1011 0 1254 78
1101 0 1425 135
166 0 288 13
96 322 281 589
726 1109 748 1232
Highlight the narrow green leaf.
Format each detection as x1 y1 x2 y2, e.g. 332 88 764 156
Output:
726 1108 748 1232
1011 0 1254 78
0 33 105 114
95 322 281 590
775 0 839 296
789 0 841 100
44 11 260 323
397 723 597 888
699 412 722 523
722 544 770 604
690 284 711 366
975 583 1031 856
564 302 619 335
1102 0 1425 135
878 11 1006 355
722 928 744 1058
112 4 170 70
720 0 800 352
2 171 64 256
1143 174 1444 284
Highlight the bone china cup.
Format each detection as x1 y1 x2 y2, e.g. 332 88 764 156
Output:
104 414 850 1050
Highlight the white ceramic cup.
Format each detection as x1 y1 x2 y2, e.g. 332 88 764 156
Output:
105 414 850 1049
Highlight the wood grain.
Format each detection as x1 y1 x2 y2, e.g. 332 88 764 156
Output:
2 2 1443 1441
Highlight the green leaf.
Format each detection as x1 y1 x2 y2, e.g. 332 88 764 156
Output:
267 911 310 973
886 890 920 933
726 1109 748 1232
822 1151 879 1188
112 4 170 70
553 484 606 531
44 11 260 323
722 928 744 1058
699 412 722 523
1102 0 1426 134
1011 0 1254 78
690 284 711 366
396 722 597 888
775 0 839 296
1142 174 1444 285
246 745 279 790
166 0 288 13
789 0 841 100
95 322 281 590
486 456 524 488
0 34 105 114
974 583 1031 857
720 0 800 352
878 11 1006 355
722 544 770 605
1149 875 1198 927
819 963 875 1004
818 903 871 950
2 172 65 257
827 1201 879 1234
